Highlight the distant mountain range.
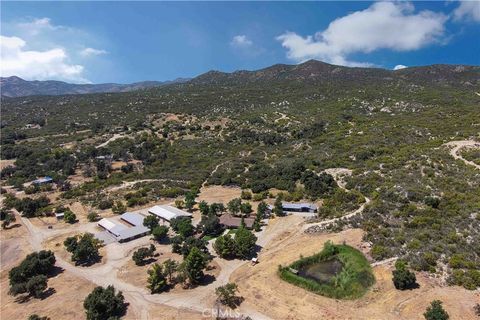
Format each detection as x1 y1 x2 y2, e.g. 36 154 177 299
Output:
2 60 479 98
191 60 480 88
0 76 190 97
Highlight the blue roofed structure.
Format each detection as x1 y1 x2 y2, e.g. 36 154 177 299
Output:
33 176 53 185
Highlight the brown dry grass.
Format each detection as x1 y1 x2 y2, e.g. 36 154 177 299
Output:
118 245 221 293
43 230 107 267
0 267 96 320
0 159 16 170
197 185 242 204
231 228 479 320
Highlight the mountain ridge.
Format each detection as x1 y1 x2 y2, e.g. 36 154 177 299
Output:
0 76 190 98
190 59 480 87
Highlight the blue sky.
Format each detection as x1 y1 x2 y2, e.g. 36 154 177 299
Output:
1 1 479 83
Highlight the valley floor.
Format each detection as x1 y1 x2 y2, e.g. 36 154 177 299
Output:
1 206 479 320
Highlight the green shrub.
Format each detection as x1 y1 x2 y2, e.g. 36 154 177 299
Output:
278 242 374 299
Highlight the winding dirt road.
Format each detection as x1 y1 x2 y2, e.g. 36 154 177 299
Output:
444 140 480 170
304 168 371 231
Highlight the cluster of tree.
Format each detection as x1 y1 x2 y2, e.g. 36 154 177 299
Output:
8 250 56 299
171 235 208 257
170 217 195 238
392 259 417 290
143 215 160 230
147 259 179 293
272 195 285 217
97 199 114 210
228 128 286 145
318 188 365 218
227 198 252 216
24 183 53 195
214 227 257 259
198 201 225 215
152 225 169 242
300 171 337 198
148 247 209 292
132 244 156 266
63 208 77 224
83 285 127 320
215 282 242 308
0 208 16 229
95 159 111 180
245 161 305 193
293 120 326 139
64 233 101 265
87 211 100 222
253 202 268 231
124 189 149 207
198 212 223 237
5 195 50 218
3 145 76 183
112 201 127 214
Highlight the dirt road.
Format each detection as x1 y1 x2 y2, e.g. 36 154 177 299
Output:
304 168 371 231
14 205 297 319
444 140 480 170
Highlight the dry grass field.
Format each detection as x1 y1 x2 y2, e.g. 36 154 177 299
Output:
231 228 480 320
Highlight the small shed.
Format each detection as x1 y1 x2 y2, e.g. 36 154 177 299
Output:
33 176 53 185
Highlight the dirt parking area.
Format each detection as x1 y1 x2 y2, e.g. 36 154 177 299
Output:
231 228 479 320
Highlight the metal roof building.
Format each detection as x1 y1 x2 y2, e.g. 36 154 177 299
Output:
33 176 53 185
121 212 146 226
267 202 318 214
116 225 150 242
98 217 149 242
148 205 192 222
98 218 128 237
282 203 317 213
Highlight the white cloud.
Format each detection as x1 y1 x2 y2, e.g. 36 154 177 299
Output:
0 35 87 82
394 64 408 70
453 1 480 22
80 47 108 57
0 17 109 82
230 35 253 48
276 2 448 67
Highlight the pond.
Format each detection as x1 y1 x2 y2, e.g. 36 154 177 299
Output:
298 259 343 284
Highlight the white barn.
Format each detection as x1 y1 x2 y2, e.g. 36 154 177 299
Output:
148 205 192 224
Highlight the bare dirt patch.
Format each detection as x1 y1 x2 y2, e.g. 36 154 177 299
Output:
0 159 16 170
197 185 242 204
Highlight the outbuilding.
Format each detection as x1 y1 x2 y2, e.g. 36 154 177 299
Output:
32 176 53 185
219 214 255 229
148 205 192 224
121 212 146 226
98 218 128 237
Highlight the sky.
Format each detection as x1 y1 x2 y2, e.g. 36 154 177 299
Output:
1 1 479 84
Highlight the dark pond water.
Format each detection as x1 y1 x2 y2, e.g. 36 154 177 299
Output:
298 259 343 284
